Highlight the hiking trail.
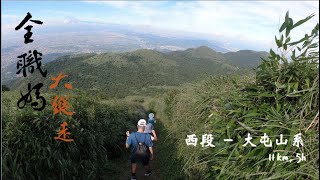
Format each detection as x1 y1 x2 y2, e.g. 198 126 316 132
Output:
118 141 162 180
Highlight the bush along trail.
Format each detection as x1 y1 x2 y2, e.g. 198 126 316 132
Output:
143 11 319 180
2 93 148 180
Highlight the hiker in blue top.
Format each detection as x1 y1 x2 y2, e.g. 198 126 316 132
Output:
126 119 154 180
145 113 158 141
148 113 156 125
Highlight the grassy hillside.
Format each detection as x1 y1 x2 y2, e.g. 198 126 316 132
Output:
11 47 242 98
169 46 228 63
223 50 269 68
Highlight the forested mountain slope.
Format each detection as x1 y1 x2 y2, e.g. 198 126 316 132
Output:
11 46 266 97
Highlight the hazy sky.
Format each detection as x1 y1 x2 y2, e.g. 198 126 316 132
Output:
2 1 319 51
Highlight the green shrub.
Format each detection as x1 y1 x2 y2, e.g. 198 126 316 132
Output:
204 12 319 179
155 11 319 179
2 92 145 179
154 75 250 179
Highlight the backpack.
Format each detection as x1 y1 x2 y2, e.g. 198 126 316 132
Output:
133 132 149 156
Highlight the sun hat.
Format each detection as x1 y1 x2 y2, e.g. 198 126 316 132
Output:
149 113 154 119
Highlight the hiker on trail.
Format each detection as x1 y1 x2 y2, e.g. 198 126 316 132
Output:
126 119 154 180
148 113 156 125
145 113 158 141
144 122 158 141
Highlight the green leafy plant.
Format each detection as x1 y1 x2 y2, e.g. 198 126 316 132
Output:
155 11 319 179
2 92 145 179
207 11 319 179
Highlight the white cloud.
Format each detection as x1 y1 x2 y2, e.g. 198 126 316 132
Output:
3 1 319 50
82 1 319 50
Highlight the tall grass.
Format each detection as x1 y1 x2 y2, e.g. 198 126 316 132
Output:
153 12 319 179
2 91 146 179
153 74 254 179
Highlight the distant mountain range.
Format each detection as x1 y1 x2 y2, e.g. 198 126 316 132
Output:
9 46 268 97
1 22 230 80
2 21 270 85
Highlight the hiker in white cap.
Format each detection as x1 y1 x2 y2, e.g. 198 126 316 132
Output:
125 119 154 180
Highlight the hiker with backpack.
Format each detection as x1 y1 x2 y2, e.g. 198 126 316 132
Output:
126 119 154 180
